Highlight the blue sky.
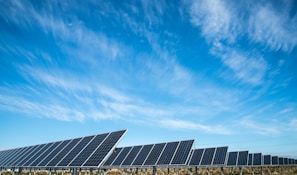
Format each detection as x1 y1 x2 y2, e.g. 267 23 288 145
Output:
0 0 297 158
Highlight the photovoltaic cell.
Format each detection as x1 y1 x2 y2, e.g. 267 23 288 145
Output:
132 145 153 166
144 143 166 166
13 146 36 166
272 156 278 165
112 147 132 166
5 147 30 167
284 158 288 165
30 142 61 167
69 133 109 166
83 130 126 167
47 138 85 167
157 142 179 165
279 157 284 165
237 151 248 166
17 145 43 166
200 148 215 166
22 143 51 166
170 140 194 165
57 135 94 166
248 154 253 166
212 147 228 165
188 149 204 166
39 140 71 167
103 148 123 166
263 155 271 165
122 146 142 166
227 152 238 166
2 148 23 166
253 153 262 166
1 149 18 166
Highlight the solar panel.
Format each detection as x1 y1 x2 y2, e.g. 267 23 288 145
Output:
2 148 23 166
23 143 55 167
13 146 36 166
253 153 262 166
170 140 194 165
132 145 153 166
188 149 204 166
279 157 284 165
227 152 238 166
157 142 179 165
271 156 278 165
237 151 248 166
263 155 271 165
69 133 109 166
212 147 228 165
122 146 142 166
17 145 43 166
284 158 288 165
248 153 253 165
103 148 123 166
0 149 18 166
144 143 166 166
82 130 127 167
47 138 82 167
30 142 61 167
5 147 31 167
112 147 132 166
38 140 71 167
200 148 215 166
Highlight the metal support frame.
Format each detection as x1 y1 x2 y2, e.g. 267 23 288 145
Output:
239 167 243 175
220 167 224 175
73 168 77 175
153 166 157 175
195 167 198 175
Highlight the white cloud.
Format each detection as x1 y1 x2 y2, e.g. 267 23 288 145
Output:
158 119 232 135
238 116 280 135
248 4 297 52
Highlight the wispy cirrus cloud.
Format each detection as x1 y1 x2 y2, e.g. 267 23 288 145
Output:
158 119 232 135
188 0 297 86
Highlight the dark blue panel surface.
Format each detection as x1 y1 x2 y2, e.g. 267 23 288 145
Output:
132 144 153 166
263 155 271 165
188 149 204 166
212 147 228 165
144 143 166 166
248 154 253 165
112 147 132 166
227 152 238 166
157 142 179 165
47 138 82 167
83 130 126 167
5 147 29 167
40 139 71 167
122 146 142 166
2 148 23 166
57 135 94 166
272 156 278 165
200 148 215 166
170 140 194 165
16 145 43 166
22 143 51 166
30 141 61 167
279 157 284 165
103 147 123 166
284 158 288 165
237 151 248 166
253 153 262 166
69 133 108 166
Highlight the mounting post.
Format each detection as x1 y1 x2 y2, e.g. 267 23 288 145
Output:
90 168 93 175
195 167 198 175
73 168 77 175
220 167 224 175
239 167 243 175
153 166 157 175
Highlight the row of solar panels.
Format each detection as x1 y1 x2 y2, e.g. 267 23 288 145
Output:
0 129 296 169
102 140 194 167
0 130 126 168
187 148 297 167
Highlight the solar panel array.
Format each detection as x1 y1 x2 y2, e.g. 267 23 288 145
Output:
1 129 297 170
0 130 126 168
102 140 194 167
188 147 228 167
